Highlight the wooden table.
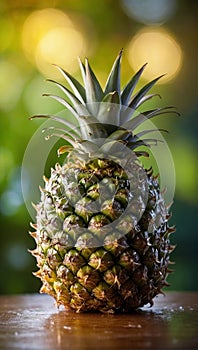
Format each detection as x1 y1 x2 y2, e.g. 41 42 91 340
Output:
0 292 197 349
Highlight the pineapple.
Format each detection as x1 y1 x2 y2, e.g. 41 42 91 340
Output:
30 50 176 313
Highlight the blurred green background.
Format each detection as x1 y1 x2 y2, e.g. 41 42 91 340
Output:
0 0 197 294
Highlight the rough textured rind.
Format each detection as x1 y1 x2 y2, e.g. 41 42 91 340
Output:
31 159 174 313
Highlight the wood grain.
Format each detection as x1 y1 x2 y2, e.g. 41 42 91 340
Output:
0 292 197 349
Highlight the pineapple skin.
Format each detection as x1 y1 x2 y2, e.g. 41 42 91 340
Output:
31 158 174 313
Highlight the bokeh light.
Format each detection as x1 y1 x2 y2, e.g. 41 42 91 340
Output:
35 26 85 77
21 8 73 61
127 27 183 83
0 167 24 216
121 0 178 25
21 8 87 77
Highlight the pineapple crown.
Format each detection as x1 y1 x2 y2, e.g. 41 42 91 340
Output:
30 50 179 160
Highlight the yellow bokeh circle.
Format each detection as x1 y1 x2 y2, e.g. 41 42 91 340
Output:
35 27 85 76
127 27 183 83
21 8 87 76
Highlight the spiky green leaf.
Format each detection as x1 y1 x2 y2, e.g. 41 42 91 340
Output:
121 75 164 123
84 58 103 103
104 50 123 95
135 150 150 158
42 126 77 140
53 64 86 103
123 107 179 132
77 140 99 154
133 128 168 141
135 93 161 109
129 75 164 109
79 115 108 140
44 131 76 148
97 91 120 125
99 139 127 155
78 57 86 84
29 114 81 137
121 63 147 106
43 93 89 117
107 129 131 142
